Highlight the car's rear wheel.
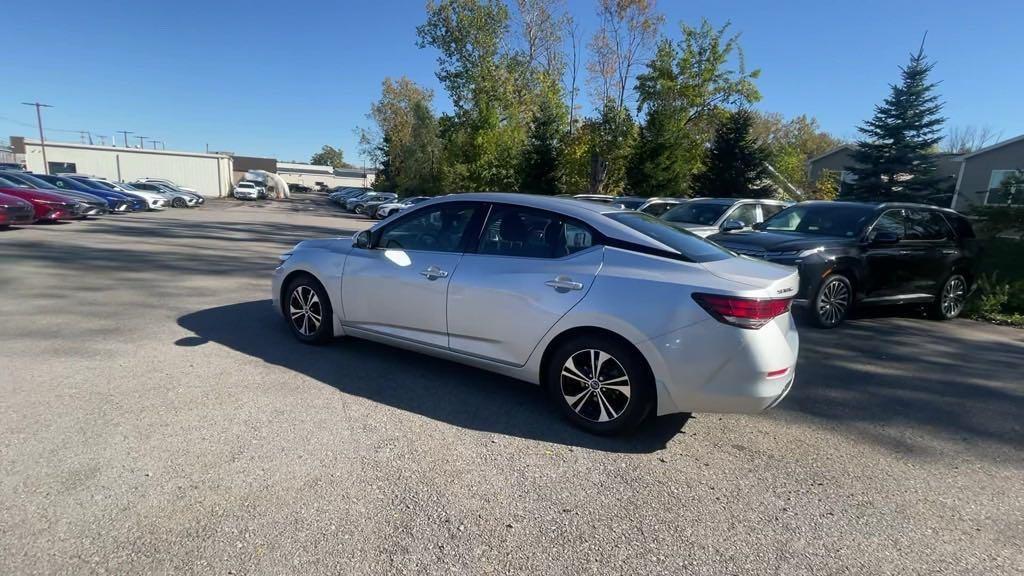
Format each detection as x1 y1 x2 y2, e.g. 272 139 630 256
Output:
284 276 334 344
813 274 852 329
929 273 967 320
545 334 654 435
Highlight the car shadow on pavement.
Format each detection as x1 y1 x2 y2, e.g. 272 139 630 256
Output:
783 315 1024 460
176 300 689 453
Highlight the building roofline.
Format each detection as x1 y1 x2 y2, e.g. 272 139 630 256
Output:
962 133 1024 160
806 144 857 164
19 138 230 160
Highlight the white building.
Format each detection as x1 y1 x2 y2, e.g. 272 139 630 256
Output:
13 137 234 197
276 162 376 190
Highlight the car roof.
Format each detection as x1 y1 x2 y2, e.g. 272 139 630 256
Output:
388 192 681 254
795 200 962 215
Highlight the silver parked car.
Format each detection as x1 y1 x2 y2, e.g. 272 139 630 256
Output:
661 198 791 237
272 193 799 434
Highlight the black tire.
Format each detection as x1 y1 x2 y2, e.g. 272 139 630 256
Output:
354 204 365 215
929 273 968 320
545 334 654 435
812 274 852 329
284 276 334 344
172 197 187 208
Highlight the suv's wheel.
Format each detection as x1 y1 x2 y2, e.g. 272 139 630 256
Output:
545 335 654 435
284 276 334 344
929 273 967 320
813 274 852 328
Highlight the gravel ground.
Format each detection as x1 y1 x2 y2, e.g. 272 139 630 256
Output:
1 194 1022 575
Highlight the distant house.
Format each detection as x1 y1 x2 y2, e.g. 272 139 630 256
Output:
806 134 1024 212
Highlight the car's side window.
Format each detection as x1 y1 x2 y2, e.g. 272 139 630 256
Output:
871 210 906 239
726 203 759 227
906 210 952 241
378 204 477 253
478 205 593 258
643 202 674 217
760 203 785 219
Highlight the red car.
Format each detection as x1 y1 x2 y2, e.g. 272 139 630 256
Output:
0 191 37 226
0 186 81 222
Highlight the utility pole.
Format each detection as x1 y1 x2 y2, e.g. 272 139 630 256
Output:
97 135 107 146
21 102 53 174
118 130 132 148
136 136 147 149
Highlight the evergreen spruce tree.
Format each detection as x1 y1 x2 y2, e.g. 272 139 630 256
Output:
691 109 772 198
521 93 566 195
846 43 946 201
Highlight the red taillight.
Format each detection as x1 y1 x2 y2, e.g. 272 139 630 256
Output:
692 293 793 330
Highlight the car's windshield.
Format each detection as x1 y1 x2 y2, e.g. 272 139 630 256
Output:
85 179 116 190
662 202 730 226
606 212 734 263
761 204 877 237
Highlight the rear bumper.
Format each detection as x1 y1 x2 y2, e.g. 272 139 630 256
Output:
636 314 799 415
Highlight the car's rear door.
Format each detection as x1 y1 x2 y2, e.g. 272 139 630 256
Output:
905 208 958 294
446 204 603 366
341 202 482 348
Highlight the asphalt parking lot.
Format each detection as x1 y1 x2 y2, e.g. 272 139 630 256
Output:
1 195 1022 575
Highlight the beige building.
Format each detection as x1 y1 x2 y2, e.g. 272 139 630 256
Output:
12 137 234 197
276 162 376 190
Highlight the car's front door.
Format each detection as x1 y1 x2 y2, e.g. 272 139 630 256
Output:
446 204 603 366
341 202 482 348
863 209 915 298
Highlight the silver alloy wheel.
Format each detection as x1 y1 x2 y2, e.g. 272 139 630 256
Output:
941 275 967 318
817 278 850 326
560 349 631 423
289 285 323 336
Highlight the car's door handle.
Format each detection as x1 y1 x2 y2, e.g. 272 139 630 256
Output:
899 250 911 255
941 249 958 255
545 276 584 292
419 266 449 280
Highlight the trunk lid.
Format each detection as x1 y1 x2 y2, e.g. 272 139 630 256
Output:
700 255 800 298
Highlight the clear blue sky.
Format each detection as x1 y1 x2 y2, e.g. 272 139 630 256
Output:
2 0 1020 164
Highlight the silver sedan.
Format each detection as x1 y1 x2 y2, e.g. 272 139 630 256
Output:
272 193 799 434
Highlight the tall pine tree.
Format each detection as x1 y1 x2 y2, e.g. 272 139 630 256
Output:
691 109 772 198
846 43 946 201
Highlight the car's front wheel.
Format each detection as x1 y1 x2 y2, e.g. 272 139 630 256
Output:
813 274 852 328
545 335 654 435
929 273 967 320
172 197 187 208
284 276 334 344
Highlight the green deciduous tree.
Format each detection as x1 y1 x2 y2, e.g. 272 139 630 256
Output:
627 19 761 196
359 77 438 193
691 109 772 198
846 43 946 201
752 112 845 194
310 145 350 169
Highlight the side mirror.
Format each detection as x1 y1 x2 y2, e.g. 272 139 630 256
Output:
721 219 745 232
871 231 900 245
752 221 765 231
353 230 372 249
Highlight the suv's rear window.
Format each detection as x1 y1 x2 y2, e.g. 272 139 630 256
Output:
606 212 733 262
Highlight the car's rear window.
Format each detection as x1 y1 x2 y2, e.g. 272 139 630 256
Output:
606 212 733 262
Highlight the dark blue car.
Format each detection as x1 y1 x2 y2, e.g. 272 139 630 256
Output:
32 174 144 212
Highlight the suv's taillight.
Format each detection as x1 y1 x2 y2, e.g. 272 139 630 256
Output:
692 293 793 330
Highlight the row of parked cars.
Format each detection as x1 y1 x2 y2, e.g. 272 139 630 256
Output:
0 170 205 226
326 188 431 219
577 192 978 329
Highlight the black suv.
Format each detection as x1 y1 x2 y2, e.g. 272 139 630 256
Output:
710 201 977 328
